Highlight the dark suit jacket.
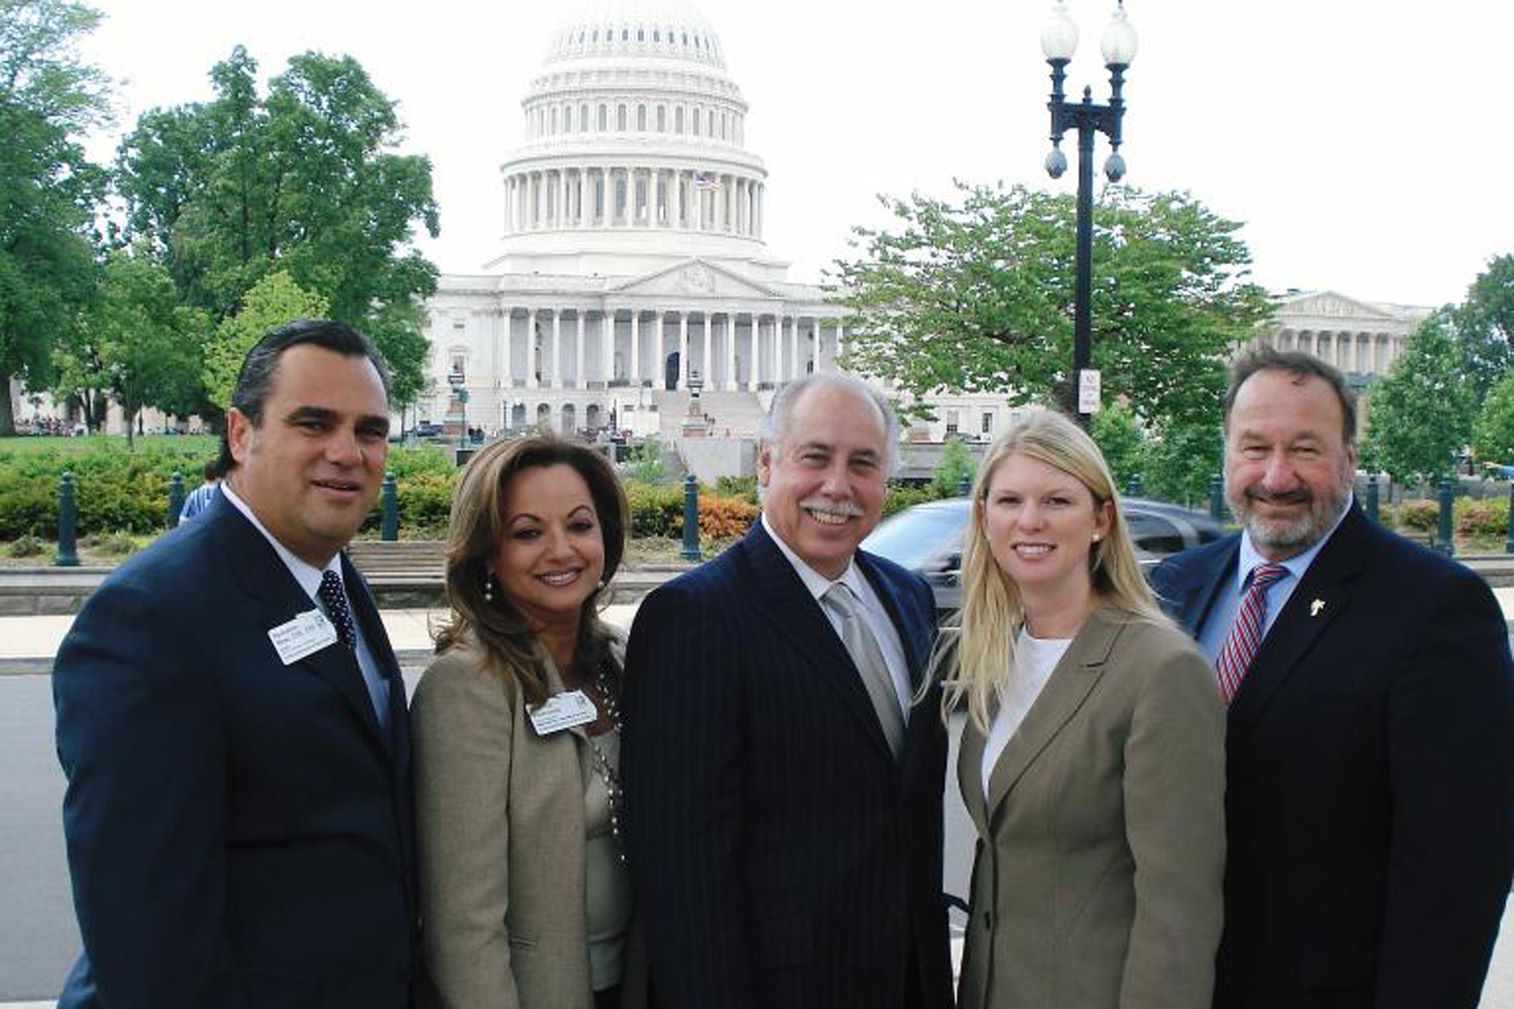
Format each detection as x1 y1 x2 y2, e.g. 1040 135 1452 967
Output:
622 522 953 1009
54 493 416 1009
1151 506 1514 1009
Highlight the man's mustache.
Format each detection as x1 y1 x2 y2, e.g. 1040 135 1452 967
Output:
1245 487 1312 507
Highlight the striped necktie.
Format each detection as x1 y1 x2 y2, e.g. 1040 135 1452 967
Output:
1214 563 1288 705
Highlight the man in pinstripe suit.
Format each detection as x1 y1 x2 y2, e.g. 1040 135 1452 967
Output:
623 373 953 1009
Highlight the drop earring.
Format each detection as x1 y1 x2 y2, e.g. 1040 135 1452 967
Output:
483 573 496 603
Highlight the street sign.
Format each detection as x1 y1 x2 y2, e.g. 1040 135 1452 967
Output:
1078 368 1101 415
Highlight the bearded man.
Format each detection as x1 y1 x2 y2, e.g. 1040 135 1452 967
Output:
1152 349 1514 1009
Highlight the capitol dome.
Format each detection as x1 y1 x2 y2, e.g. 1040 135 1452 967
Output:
489 0 779 278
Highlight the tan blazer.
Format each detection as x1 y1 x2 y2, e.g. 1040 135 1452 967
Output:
956 606 1226 1009
412 640 645 1009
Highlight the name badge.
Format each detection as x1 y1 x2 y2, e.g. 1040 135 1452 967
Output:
268 609 339 665
528 689 598 735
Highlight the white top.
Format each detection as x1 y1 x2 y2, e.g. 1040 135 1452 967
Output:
981 628 1072 802
761 514 912 715
220 481 390 730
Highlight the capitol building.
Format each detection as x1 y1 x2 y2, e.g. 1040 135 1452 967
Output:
419 0 857 451
412 1 1427 458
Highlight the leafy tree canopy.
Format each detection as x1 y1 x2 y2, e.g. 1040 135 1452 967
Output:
1363 312 1473 484
55 246 208 445
1473 368 1514 468
1455 253 1514 406
204 269 328 410
0 0 111 435
832 182 1272 431
115 46 439 408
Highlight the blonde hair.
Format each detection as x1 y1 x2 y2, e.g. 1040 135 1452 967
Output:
938 409 1169 732
433 432 630 705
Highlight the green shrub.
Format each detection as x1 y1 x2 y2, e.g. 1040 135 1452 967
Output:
625 481 684 538
5 534 45 558
715 474 758 504
1395 499 1439 532
1456 497 1509 541
883 484 942 518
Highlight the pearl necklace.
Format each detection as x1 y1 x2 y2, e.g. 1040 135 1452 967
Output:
586 660 626 865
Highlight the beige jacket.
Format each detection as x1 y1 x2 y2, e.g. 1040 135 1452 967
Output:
412 641 645 1009
956 606 1226 1009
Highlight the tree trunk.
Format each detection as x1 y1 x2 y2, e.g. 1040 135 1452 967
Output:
0 376 15 437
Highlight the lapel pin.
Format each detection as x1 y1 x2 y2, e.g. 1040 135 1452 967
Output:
1310 598 1326 617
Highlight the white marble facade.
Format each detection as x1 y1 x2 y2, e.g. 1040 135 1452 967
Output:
420 1 851 438
1240 290 1432 378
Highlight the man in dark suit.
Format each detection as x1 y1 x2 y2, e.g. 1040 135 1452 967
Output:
54 320 415 1009
623 372 952 1009
1151 348 1514 1009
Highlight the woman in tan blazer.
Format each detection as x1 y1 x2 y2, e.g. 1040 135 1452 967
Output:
413 434 644 1009
942 410 1225 1009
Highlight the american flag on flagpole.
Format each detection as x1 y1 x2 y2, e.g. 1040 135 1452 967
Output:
693 171 721 191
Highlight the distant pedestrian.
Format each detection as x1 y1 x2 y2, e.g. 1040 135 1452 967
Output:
1152 348 1514 1009
177 457 226 523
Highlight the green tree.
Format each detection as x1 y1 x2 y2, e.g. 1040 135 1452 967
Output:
55 248 208 445
115 47 438 406
203 270 327 409
622 434 670 486
1364 313 1474 484
0 0 111 435
1473 369 1514 468
1089 402 1145 492
1141 420 1222 508
833 182 1272 431
1455 254 1514 407
930 436 977 497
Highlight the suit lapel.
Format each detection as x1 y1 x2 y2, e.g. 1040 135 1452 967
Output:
984 608 1122 821
959 717 991 837
211 498 389 753
1228 507 1366 743
738 524 899 763
1177 537 1240 638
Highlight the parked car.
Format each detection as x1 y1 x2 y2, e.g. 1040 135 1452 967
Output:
862 496 1224 614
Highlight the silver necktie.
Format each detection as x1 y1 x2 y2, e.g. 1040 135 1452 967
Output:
823 583 906 758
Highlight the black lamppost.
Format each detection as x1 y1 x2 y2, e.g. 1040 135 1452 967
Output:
1040 0 1138 428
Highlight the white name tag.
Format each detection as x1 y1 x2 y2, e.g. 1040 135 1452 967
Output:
268 609 339 665
528 689 598 735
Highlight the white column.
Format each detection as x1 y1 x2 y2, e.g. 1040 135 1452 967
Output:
630 310 641 384
725 311 737 391
678 313 689 388
812 318 822 373
655 311 666 387
575 312 587 390
502 178 512 235
501 308 513 388
787 316 797 381
835 323 845 368
556 171 567 228
600 168 609 227
714 176 725 232
653 170 663 227
526 309 538 388
602 310 615 385
551 309 562 387
702 312 712 386
673 172 684 229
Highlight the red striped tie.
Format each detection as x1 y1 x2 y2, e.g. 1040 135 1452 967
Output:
1214 563 1288 705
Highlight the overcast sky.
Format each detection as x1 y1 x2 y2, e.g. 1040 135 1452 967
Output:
78 0 1514 310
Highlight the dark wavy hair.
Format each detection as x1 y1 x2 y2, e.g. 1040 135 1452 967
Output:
433 432 629 704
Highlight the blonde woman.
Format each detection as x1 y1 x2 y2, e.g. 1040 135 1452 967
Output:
412 434 644 1009
946 410 1225 1009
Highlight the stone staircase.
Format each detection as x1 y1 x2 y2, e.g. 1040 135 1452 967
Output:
650 389 768 439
